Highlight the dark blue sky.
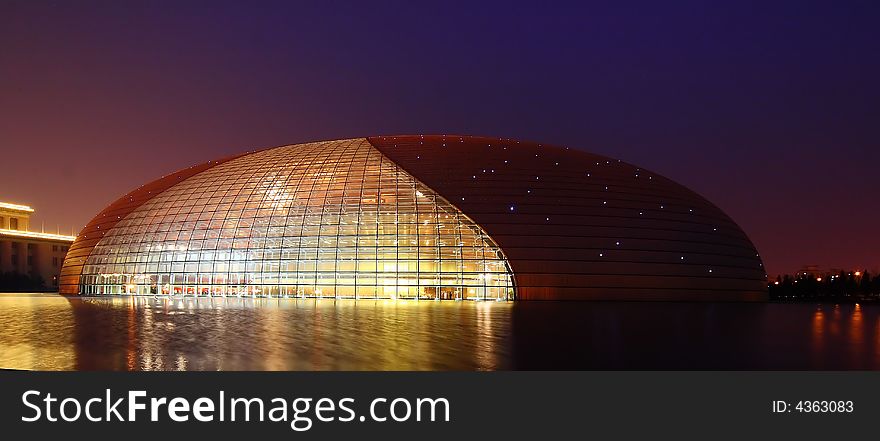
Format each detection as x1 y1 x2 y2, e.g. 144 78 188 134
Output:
1 0 877 274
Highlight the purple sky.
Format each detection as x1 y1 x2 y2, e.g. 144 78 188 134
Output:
1 1 877 275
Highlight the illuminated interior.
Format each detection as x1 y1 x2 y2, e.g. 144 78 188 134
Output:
78 139 514 300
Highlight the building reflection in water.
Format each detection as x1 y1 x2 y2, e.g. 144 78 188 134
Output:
3 294 880 370
62 295 514 370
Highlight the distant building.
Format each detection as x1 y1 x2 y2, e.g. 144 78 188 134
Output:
0 202 76 289
797 265 824 277
797 265 845 278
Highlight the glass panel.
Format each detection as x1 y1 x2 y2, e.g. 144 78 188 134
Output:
81 139 514 300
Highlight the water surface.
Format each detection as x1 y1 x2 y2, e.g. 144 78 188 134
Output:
1 293 878 370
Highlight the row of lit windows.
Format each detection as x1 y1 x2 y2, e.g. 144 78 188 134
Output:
136 161 405 193
87 251 500 265
105 222 478 237
89 244 496 255
90 245 497 262
97 238 490 251
111 201 446 222
84 272 508 284
120 201 457 227
133 179 429 197
93 234 494 250
80 283 513 300
120 203 450 223
122 198 438 214
85 260 509 273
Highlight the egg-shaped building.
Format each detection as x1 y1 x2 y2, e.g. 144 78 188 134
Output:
60 135 766 301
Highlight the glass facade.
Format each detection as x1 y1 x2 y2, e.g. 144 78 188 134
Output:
79 139 514 300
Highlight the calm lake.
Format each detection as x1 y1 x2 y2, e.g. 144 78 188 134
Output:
1 293 878 370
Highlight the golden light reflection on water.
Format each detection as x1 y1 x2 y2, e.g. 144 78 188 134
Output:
0 294 76 370
811 307 825 368
5 294 880 370
808 303 879 369
0 293 512 371
849 304 864 366
875 316 880 368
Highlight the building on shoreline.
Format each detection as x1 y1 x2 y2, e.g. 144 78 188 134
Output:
61 136 766 300
0 202 76 290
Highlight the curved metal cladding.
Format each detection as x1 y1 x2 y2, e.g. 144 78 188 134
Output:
59 152 251 294
64 138 514 300
368 135 767 301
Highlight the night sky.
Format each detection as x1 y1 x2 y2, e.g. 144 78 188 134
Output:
1 1 877 275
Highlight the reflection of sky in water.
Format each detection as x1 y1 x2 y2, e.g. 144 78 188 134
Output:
2 294 880 370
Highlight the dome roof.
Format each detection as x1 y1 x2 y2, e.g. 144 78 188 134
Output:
61 135 766 300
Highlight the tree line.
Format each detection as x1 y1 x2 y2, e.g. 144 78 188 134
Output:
769 271 880 300
0 271 49 292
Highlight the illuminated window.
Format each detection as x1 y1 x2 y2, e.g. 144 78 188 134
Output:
80 139 514 300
